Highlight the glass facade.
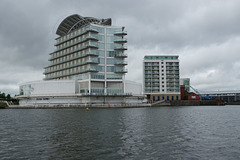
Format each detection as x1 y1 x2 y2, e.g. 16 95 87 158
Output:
44 20 127 95
19 84 32 95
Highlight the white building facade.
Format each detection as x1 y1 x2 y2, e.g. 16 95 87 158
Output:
143 55 180 102
44 14 127 96
17 80 142 106
17 14 144 106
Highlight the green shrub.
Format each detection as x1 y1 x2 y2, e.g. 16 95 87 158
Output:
0 102 8 109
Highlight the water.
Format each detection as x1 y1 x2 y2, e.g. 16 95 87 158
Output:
1 106 240 160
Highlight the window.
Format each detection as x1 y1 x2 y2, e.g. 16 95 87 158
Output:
153 96 155 101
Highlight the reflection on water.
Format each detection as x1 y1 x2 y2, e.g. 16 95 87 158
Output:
1 106 240 159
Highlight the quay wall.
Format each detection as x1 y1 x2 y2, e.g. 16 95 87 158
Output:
168 100 225 106
8 100 225 109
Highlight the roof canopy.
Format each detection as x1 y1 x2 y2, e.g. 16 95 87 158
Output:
56 14 111 36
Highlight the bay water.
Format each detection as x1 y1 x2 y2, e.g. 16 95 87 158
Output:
1 105 240 159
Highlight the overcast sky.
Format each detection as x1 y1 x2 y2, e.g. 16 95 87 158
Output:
1 0 240 95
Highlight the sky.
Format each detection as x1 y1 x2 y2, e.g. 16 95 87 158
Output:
1 0 240 95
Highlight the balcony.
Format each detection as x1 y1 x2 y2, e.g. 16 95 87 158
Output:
144 63 152 66
166 67 179 71
114 69 128 73
114 46 127 50
114 38 127 43
145 67 151 70
86 28 98 33
86 43 99 48
114 31 127 36
85 67 98 72
85 35 99 41
115 53 128 58
44 67 99 80
152 79 160 82
114 61 127 65
167 83 175 87
54 28 98 46
152 83 159 87
152 67 159 70
86 58 99 64
85 51 99 57
49 44 100 61
47 52 99 67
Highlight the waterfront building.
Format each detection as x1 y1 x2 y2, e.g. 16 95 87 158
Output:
180 85 200 100
44 14 127 95
143 55 180 102
17 80 143 106
17 14 143 106
200 90 240 102
180 78 190 92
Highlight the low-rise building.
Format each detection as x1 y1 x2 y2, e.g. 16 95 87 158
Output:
17 80 143 106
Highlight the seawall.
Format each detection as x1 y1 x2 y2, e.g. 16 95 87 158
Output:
167 100 225 106
7 100 225 109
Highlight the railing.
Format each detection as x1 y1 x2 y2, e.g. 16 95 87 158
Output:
115 53 128 58
114 61 127 65
114 46 127 50
44 67 98 80
49 47 99 61
114 69 128 73
55 28 98 46
81 92 132 96
114 31 127 35
45 58 99 74
114 38 127 43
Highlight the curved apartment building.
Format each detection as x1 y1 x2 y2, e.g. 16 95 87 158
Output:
44 14 127 95
16 14 143 106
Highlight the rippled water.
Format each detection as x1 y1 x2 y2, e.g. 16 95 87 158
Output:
1 106 240 159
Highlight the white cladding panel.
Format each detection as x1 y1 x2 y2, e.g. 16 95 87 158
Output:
22 80 76 95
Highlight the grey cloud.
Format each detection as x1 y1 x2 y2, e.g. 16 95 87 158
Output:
1 0 240 95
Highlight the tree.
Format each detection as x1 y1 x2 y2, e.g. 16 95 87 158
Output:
0 92 5 99
6 94 11 100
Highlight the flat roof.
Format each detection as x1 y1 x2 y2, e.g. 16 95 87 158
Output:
144 55 179 60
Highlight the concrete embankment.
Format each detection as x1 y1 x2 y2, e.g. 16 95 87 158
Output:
7 100 225 109
8 104 152 109
225 102 240 105
154 100 225 106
